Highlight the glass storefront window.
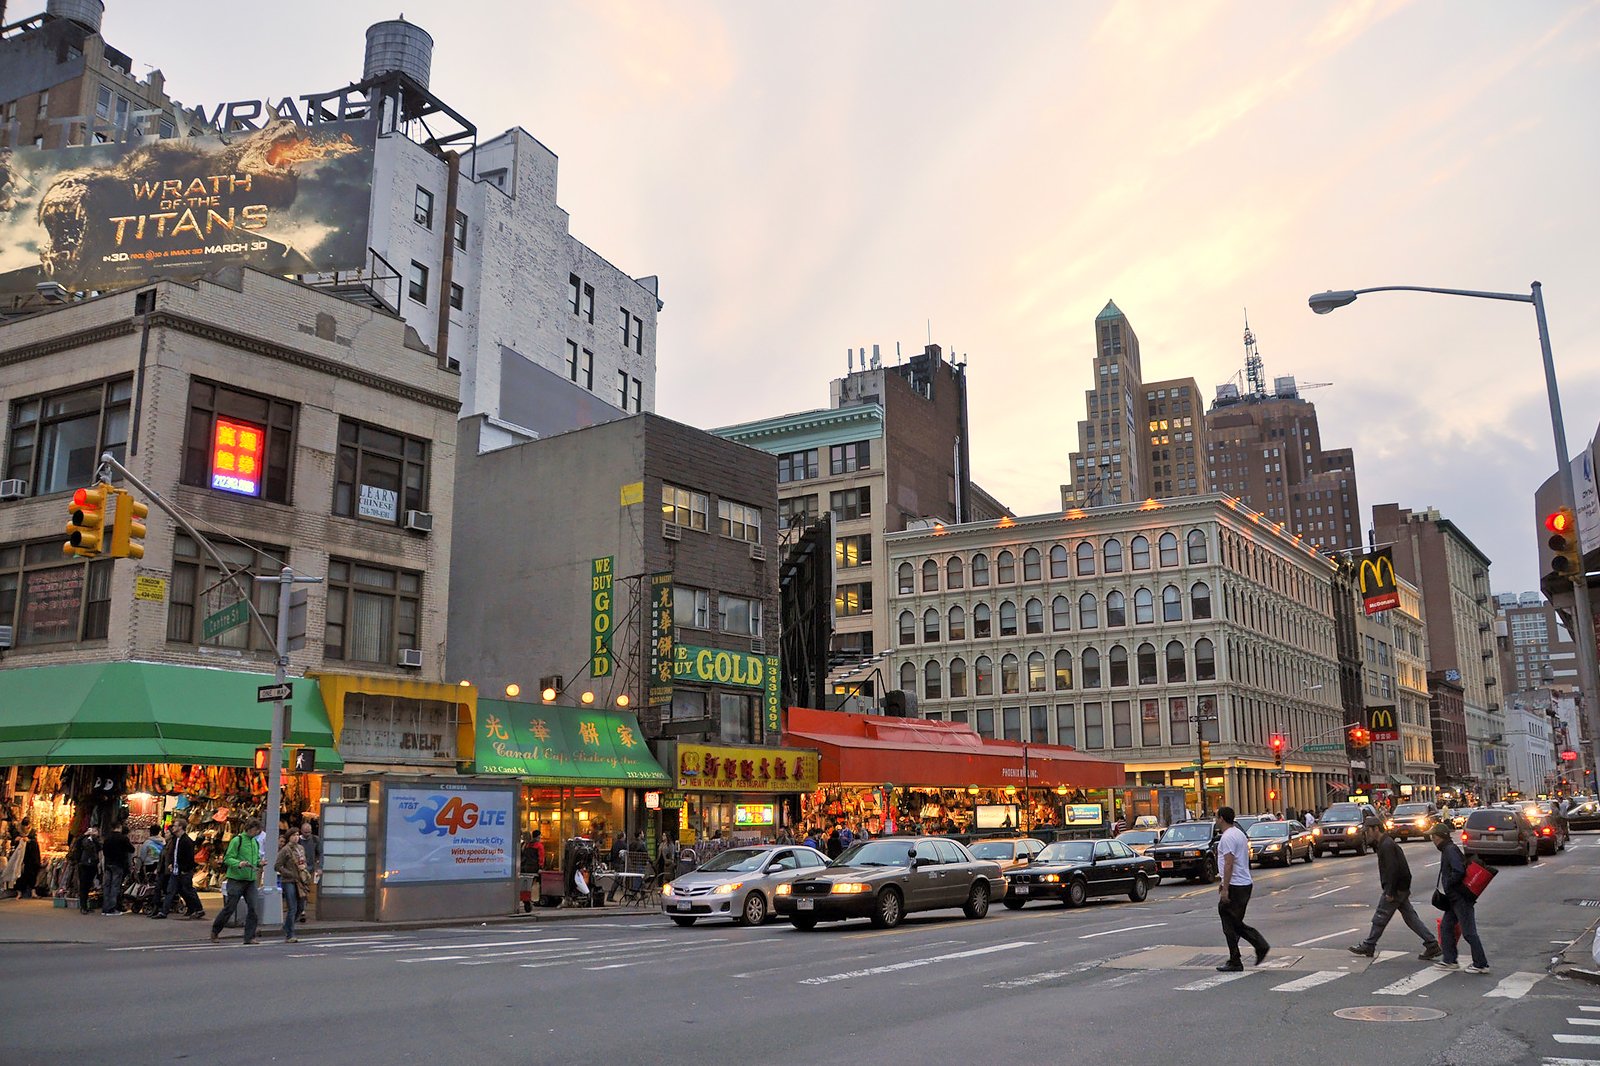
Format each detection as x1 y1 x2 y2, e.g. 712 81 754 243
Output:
520 786 627 868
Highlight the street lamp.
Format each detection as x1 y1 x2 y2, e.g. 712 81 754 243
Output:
1309 280 1600 773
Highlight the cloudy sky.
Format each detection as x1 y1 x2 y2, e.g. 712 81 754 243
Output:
103 0 1600 591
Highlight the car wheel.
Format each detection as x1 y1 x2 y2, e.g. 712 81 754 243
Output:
963 881 990 919
1065 877 1088 908
1201 859 1217 884
671 916 697 927
790 916 818 931
870 887 904 929
738 892 767 927
1305 847 1315 864
1002 898 1026 910
1129 874 1149 903
1313 847 1324 859
1356 839 1368 857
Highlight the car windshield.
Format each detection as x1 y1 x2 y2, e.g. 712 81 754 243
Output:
968 841 1018 860
1118 831 1159 845
1246 823 1290 839
695 848 771 873
1038 841 1094 864
1394 804 1429 816
1466 811 1517 830
1322 804 1363 822
1163 823 1214 842
834 840 917 868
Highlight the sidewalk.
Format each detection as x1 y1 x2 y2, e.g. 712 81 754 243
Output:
0 895 658 945
1553 909 1600 986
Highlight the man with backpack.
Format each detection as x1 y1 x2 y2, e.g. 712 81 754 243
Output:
71 828 101 914
209 819 265 945
100 822 134 915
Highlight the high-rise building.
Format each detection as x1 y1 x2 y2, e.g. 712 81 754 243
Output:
1495 591 1590 791
1356 577 1436 799
1495 592 1579 695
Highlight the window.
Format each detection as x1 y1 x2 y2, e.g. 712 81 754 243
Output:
1104 538 1123 573
674 587 710 628
1162 585 1183 622
975 655 994 696
96 85 112 118
661 483 709 530
1135 642 1157 685
407 260 429 304
1197 696 1220 742
1003 706 1022 741
898 610 916 645
949 657 968 697
1052 595 1071 631
1158 532 1179 566
778 449 818 484
566 340 580 381
1054 649 1073 690
1106 590 1126 627
717 499 761 543
1187 529 1209 564
779 496 816 530
1134 587 1154 624
583 284 595 322
835 535 871 568
1130 535 1151 570
334 420 429 526
8 376 132 497
972 553 990 586
631 378 643 413
1196 639 1217 681
166 533 283 651
413 186 434 228
617 370 630 409
449 283 464 311
1109 644 1130 686
1082 647 1102 688
1001 654 1020 694
999 600 1018 637
829 441 871 474
453 211 468 250
181 379 294 504
948 605 966 640
1030 705 1049 743
1025 598 1044 635
1169 697 1190 745
923 608 940 643
1191 581 1212 619
922 559 939 592
0 542 112 645
1083 702 1105 748
1049 544 1069 579
719 594 763 636
897 562 915 594
1022 548 1041 581
579 349 594 389
997 551 1015 583
1076 541 1096 575
720 692 759 744
1166 640 1187 682
946 556 964 589
1140 699 1161 746
620 309 644 354
835 583 872 616
977 708 995 737
1079 593 1099 629
569 274 581 314
1057 703 1076 746
830 487 870 522
1112 700 1133 748
324 558 421 665
1027 652 1047 693
922 660 942 700
974 603 992 638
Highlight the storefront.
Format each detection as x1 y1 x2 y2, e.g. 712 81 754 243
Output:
784 706 1125 837
652 740 818 848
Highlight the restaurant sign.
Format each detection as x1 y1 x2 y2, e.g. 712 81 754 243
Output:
676 743 818 792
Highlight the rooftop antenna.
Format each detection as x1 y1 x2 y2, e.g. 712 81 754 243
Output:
1243 308 1265 398
848 348 854 372
871 343 881 369
926 319 932 346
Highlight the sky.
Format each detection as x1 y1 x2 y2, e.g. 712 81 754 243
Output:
95 0 1600 593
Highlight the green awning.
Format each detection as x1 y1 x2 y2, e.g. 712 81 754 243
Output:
1389 774 1415 787
0 661 343 771
472 698 669 786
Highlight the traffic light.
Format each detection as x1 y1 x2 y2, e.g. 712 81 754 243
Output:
253 745 272 771
1199 740 1212 764
1348 724 1371 747
1268 789 1279 804
109 489 148 559
1546 507 1582 578
1270 733 1286 767
64 483 109 557
291 746 316 774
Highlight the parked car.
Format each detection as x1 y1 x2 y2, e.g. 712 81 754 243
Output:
1147 820 1218 883
1566 801 1600 831
1003 838 1157 908
1311 802 1381 857
662 844 831 926
967 837 1046 883
1234 815 1268 835
774 836 1005 931
1386 802 1443 842
1521 801 1569 854
1246 820 1314 866
1115 829 1162 856
1460 808 1539 864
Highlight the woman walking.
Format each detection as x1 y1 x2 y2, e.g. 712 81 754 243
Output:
275 828 309 943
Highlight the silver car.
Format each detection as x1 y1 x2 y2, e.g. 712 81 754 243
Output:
663 844 830 927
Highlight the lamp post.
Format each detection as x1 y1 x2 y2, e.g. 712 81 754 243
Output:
1309 282 1600 783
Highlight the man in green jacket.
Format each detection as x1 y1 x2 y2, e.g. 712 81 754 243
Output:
210 818 265 945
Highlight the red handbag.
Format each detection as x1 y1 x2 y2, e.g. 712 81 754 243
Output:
1463 859 1496 898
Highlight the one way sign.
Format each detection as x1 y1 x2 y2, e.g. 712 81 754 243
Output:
257 683 293 703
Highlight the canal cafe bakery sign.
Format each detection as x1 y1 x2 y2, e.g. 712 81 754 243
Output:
676 744 818 793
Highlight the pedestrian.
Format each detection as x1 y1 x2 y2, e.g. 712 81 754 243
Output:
838 822 854 850
1429 823 1489 974
70 828 101 914
297 820 321 923
18 829 42 899
155 819 204 920
825 827 842 859
100 821 134 915
802 827 821 851
210 818 265 945
1213 806 1270 972
275 828 309 943
1303 809 1316 828
1348 818 1441 960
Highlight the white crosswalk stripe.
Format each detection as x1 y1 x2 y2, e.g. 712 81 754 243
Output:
1483 971 1545 999
1374 967 1452 996
1271 970 1346 992
1175 971 1253 991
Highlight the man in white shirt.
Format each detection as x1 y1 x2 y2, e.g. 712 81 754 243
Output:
1215 806 1270 972
1303 810 1316 828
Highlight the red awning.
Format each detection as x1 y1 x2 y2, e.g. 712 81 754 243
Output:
783 706 1124 790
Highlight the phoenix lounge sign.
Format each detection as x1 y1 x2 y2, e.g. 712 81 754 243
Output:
1359 547 1400 616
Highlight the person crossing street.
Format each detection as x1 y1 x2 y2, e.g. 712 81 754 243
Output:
1348 817 1441 960
1213 806 1269 972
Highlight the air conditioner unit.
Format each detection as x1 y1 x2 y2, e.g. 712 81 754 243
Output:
663 522 681 541
0 625 12 649
748 543 767 562
403 510 433 533
337 783 370 802
398 648 423 668
0 479 27 500
750 638 765 655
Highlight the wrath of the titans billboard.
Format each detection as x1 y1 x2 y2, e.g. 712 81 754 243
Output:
0 118 376 295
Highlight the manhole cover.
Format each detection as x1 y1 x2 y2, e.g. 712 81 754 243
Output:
1335 1006 1447 1023
1566 899 1600 908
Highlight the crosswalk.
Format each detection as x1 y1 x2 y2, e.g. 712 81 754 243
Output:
1542 1005 1600 1065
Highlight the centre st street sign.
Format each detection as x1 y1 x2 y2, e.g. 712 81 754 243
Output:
202 600 249 641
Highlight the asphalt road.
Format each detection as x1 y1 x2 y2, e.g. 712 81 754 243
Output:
4 833 1598 1066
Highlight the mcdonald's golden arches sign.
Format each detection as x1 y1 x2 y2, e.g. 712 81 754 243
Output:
1359 548 1399 616
1369 705 1399 743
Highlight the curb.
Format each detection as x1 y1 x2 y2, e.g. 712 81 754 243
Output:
1550 908 1600 983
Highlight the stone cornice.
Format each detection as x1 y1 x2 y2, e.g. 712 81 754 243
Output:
0 319 137 368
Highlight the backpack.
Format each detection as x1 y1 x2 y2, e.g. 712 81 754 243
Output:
73 834 101 865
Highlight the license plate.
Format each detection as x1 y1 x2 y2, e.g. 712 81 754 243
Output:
676 901 691 910
797 899 814 911
1160 861 1174 869
1483 833 1500 841
1015 885 1029 895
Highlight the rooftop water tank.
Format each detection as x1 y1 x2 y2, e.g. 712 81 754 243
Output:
46 0 104 32
364 17 433 89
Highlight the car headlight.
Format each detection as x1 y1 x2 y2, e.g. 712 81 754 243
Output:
831 882 871 894
1383 820 1395 830
711 881 744 895
1312 827 1322 836
775 884 792 896
1414 818 1427 828
661 882 674 897
1042 874 1061 883
1265 843 1282 851
1183 850 1200 857
1344 826 1358 835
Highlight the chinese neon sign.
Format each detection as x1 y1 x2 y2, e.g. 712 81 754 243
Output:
210 417 265 497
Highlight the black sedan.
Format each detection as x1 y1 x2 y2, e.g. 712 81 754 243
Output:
1147 820 1218 883
1567 801 1600 831
773 836 1005 931
1246 820 1314 866
1003 838 1157 908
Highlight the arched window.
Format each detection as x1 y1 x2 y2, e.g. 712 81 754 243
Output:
1104 538 1124 573
999 600 1018 637
997 550 1016 583
1166 640 1187 683
1191 581 1212 619
923 608 941 643
1106 590 1127 627
975 655 994 696
1134 587 1154 624
1158 532 1179 567
924 660 942 700
1136 642 1158 685
898 610 915 645
1109 644 1130 686
1187 529 1209 564
1052 595 1072 631
974 603 992 638
1076 541 1096 576
1000 653 1021 694
1081 647 1102 688
949 657 968 697
899 661 916 690
1079 592 1099 629
1049 544 1070 579
897 562 915 594
1162 584 1183 622
1130 535 1151 570
922 559 939 592
1027 651 1047 692
1054 649 1074 690
1195 638 1216 681
946 556 964 590
947 604 966 641
1025 598 1044 634
971 553 990 587
1022 547 1041 581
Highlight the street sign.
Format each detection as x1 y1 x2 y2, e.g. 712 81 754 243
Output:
286 588 309 652
257 682 293 703
202 600 250 640
1303 742 1345 752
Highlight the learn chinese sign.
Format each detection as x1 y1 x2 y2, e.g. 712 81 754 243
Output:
676 743 818 793
472 702 670 786
210 417 266 497
383 787 514 884
649 572 674 706
590 556 613 677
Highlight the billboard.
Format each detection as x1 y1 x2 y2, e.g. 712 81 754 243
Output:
1358 547 1400 615
0 118 375 294
384 787 514 884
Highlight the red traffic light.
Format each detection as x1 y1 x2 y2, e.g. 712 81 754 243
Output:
1270 734 1285 752
1546 509 1575 535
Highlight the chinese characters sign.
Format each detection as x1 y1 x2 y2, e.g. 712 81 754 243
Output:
649 572 674 706
590 556 613 677
472 702 669 786
675 743 818 793
210 417 265 497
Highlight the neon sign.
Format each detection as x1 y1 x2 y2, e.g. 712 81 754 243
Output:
210 417 265 497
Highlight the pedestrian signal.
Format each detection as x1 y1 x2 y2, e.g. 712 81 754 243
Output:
64 483 110 557
110 489 149 559
253 745 272 771
1546 507 1582 578
292 747 316 774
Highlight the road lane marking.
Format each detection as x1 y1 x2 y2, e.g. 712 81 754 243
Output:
1373 950 1409 964
1581 1006 1600 1012
520 939 736 970
360 937 576 953
1566 1020 1600 1027
400 955 473 962
798 941 1035 985
1307 886 1350 899
1555 1036 1600 1046
1175 971 1253 991
986 958 1111 989
1293 927 1359 947
1374 968 1451 996
1272 970 1346 992
1542 1057 1600 1065
1482 971 1542 999
1079 922 1167 940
